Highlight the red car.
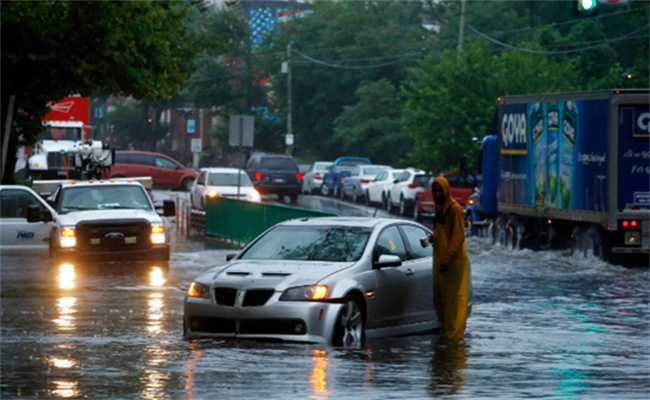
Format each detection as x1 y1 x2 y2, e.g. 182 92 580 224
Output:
105 151 197 191
413 172 474 222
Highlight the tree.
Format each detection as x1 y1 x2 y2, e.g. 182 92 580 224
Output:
333 79 409 165
1 1 202 183
402 40 578 173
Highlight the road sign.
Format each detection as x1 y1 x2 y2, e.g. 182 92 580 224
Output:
190 138 202 153
229 115 254 147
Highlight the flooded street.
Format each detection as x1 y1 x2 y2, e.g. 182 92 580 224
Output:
1 194 649 399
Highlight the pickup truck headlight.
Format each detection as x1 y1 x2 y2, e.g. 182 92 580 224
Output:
59 228 76 248
151 225 165 244
280 285 328 301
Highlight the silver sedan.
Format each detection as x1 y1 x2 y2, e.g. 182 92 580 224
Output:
183 217 472 347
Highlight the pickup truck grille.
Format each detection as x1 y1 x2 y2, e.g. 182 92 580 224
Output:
75 219 150 250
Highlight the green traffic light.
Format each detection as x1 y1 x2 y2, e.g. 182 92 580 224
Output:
579 0 597 11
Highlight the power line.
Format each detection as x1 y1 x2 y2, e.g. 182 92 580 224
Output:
291 49 422 69
467 23 649 55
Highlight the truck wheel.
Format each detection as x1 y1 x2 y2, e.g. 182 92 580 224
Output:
505 218 523 250
584 226 607 261
570 226 585 257
493 216 507 246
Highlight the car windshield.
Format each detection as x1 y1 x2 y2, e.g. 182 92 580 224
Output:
414 175 433 187
59 185 152 213
337 159 369 168
208 172 252 187
240 225 372 262
362 166 388 175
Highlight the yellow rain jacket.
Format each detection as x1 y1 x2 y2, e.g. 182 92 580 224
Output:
430 176 469 339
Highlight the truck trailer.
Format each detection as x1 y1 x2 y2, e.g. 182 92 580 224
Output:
467 89 649 264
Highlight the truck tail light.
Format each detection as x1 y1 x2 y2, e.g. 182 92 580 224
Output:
622 220 638 228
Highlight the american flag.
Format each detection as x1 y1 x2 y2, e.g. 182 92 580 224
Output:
248 7 276 47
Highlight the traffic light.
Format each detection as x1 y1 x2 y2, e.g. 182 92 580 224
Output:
573 0 599 17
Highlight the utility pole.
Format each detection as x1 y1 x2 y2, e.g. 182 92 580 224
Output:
457 0 466 62
286 43 293 155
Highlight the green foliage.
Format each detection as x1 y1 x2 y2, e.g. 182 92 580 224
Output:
403 39 579 173
333 79 409 165
1 1 202 183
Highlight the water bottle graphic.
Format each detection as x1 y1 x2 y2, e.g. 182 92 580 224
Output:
530 102 546 206
546 102 560 205
560 101 578 209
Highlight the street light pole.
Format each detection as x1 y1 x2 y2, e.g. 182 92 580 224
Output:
457 0 466 62
287 43 293 155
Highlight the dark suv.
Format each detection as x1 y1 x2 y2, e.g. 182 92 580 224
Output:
245 153 303 203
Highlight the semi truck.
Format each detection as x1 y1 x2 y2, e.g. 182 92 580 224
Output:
466 89 649 264
26 96 114 180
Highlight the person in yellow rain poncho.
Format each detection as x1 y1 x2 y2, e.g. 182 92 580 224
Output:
426 176 469 339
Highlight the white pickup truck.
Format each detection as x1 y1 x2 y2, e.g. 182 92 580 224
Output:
27 179 176 263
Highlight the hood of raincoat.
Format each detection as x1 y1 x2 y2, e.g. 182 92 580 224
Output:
433 176 454 212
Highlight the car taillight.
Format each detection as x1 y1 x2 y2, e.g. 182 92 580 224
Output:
340 172 346 179
314 172 322 180
360 179 371 183
407 183 418 189
297 172 305 180
255 171 262 180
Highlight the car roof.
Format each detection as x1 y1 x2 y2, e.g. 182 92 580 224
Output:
58 180 145 189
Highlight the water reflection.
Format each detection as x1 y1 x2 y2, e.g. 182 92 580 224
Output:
183 341 204 400
57 263 76 289
49 380 80 398
53 297 77 332
428 337 468 397
309 348 331 399
147 293 165 335
150 266 166 286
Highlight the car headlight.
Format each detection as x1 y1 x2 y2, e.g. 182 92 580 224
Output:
279 285 328 301
59 228 76 248
207 189 218 198
187 282 211 299
151 225 165 244
248 189 261 202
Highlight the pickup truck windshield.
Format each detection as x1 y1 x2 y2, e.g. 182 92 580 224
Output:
59 185 152 213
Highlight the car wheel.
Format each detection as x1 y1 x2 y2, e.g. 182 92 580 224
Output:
332 294 365 348
399 196 408 216
413 199 421 222
364 190 370 206
320 184 330 197
385 193 392 212
182 178 194 192
352 189 359 203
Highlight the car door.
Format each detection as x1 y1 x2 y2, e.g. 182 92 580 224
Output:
398 223 436 324
343 166 360 197
367 225 411 329
390 171 410 205
154 155 181 188
0 186 56 256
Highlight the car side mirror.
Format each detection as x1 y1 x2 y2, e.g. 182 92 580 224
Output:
161 199 176 217
373 254 402 269
27 205 52 223
226 253 238 261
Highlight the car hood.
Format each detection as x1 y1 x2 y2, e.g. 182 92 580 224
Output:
57 209 163 226
41 140 79 151
198 260 353 291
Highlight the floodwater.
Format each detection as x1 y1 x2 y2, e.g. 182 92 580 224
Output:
1 195 649 399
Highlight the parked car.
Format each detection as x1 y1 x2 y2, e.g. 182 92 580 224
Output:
365 169 404 208
340 164 392 203
0 185 57 257
413 172 476 222
302 161 333 194
105 151 197 191
321 157 371 197
245 153 303 203
191 168 261 210
183 216 473 346
386 168 432 216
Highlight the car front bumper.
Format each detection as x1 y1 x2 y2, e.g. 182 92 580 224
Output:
56 245 170 263
184 293 344 344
